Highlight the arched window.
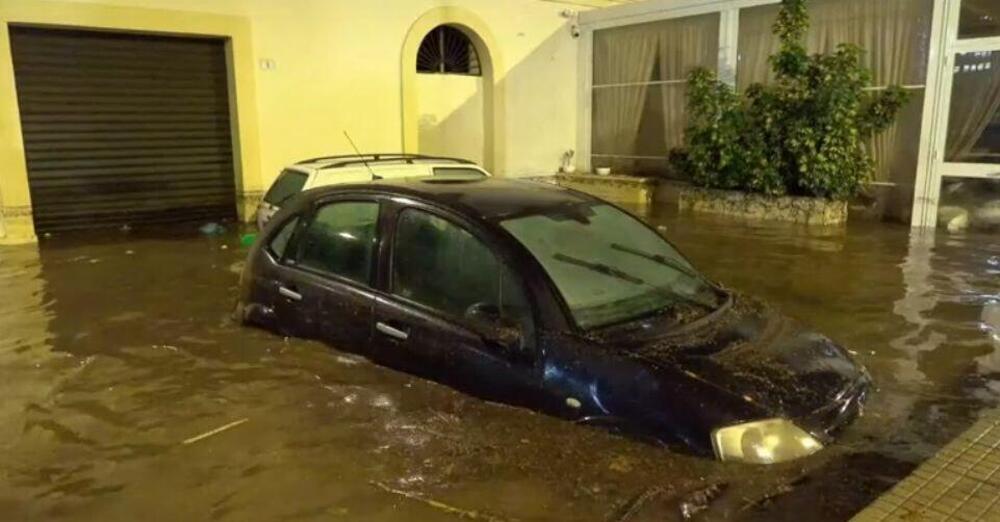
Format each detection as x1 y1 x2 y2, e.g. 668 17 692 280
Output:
416 25 481 76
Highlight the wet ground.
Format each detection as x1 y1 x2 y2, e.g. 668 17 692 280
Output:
1 207 998 522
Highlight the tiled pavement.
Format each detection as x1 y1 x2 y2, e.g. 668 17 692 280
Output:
852 408 1000 521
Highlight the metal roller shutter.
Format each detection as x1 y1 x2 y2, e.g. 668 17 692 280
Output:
9 26 237 232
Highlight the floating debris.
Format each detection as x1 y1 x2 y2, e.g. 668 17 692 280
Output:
370 481 514 522
199 222 225 235
679 483 727 519
610 486 669 522
181 417 249 445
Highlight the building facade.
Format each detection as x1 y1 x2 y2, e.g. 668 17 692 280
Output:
3 0 997 243
577 0 1000 230
0 0 598 243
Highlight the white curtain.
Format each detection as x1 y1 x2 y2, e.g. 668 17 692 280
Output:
738 0 931 88
658 15 719 151
736 0 932 196
592 14 718 159
736 4 782 90
592 25 658 157
945 52 1000 162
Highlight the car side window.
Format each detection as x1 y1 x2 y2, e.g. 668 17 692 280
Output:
296 201 379 285
267 216 300 260
392 208 531 332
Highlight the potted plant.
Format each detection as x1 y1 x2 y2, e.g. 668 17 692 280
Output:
671 0 910 224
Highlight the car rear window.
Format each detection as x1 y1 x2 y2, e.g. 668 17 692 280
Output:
264 170 308 205
432 167 487 178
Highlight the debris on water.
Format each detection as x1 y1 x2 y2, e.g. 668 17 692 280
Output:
181 417 249 445
241 233 257 247
177 335 217 346
740 476 804 512
611 486 669 522
125 250 135 255
88 258 100 264
608 455 634 473
370 481 513 522
43 232 52 238
334 355 362 366
199 222 225 235
221 244 229 250
679 482 727 519
371 394 394 409
120 224 132 232
989 256 1000 268
657 225 667 232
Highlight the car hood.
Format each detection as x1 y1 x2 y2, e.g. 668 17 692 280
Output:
597 295 871 437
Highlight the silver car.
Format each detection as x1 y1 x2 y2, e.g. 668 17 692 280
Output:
256 154 490 229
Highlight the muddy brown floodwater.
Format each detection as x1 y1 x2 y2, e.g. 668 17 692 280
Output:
1 207 998 522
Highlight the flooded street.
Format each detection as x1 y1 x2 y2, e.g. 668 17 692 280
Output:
2 208 998 522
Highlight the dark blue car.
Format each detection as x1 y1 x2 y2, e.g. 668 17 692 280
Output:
237 177 870 464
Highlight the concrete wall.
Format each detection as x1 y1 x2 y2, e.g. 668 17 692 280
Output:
0 0 584 243
417 74 485 166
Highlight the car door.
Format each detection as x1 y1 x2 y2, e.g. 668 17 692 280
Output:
370 205 540 404
269 198 380 352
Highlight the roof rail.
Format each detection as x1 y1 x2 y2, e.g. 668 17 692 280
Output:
296 153 388 164
311 154 475 170
296 153 474 166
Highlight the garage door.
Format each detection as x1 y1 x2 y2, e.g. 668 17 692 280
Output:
9 26 237 232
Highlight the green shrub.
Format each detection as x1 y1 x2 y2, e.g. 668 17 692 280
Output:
673 0 910 200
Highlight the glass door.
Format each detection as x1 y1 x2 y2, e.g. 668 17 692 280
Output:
918 0 1000 232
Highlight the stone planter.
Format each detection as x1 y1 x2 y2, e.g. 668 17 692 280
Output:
677 186 848 225
552 173 658 207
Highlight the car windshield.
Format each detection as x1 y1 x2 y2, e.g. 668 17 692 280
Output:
501 203 722 330
263 169 308 205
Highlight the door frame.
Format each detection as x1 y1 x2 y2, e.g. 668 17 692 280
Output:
912 0 1000 228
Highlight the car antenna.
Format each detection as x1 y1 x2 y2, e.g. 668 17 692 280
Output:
343 130 381 180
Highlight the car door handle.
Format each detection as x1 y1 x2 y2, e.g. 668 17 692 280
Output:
376 321 409 341
278 285 302 301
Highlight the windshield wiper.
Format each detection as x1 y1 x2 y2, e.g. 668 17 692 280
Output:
552 253 645 285
552 252 718 310
610 243 708 285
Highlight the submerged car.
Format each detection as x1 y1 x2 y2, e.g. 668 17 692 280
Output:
237 177 871 464
256 153 490 229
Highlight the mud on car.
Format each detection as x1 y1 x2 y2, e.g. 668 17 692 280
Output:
237 177 871 464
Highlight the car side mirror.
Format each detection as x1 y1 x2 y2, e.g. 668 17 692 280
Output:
482 322 532 363
465 303 532 363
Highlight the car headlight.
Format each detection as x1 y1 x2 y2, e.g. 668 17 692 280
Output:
711 418 823 464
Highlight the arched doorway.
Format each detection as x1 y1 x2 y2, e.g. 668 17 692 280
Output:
401 8 505 174
414 25 485 166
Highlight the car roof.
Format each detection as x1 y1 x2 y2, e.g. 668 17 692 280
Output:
296 177 598 222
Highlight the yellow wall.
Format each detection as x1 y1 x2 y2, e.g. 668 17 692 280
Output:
417 74 485 166
0 0 583 242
